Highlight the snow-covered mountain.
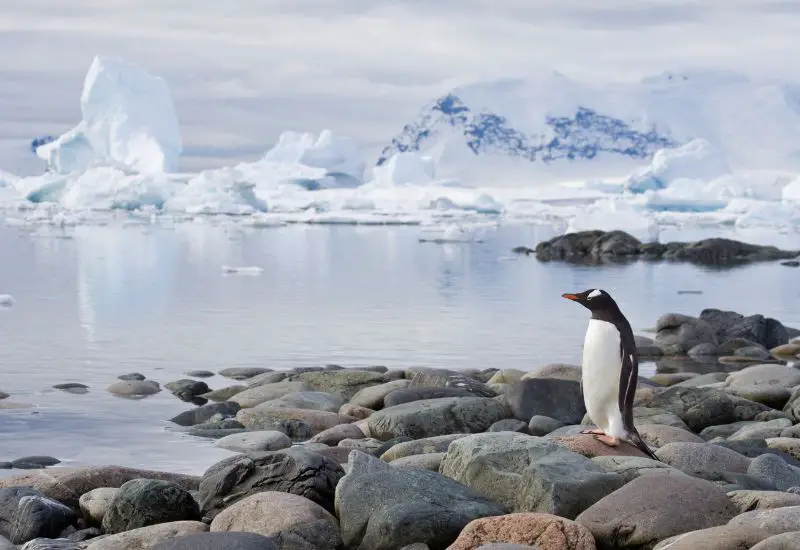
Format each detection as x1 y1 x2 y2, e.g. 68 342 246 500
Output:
379 71 800 186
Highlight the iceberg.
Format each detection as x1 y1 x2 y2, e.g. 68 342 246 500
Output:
625 139 730 193
784 177 800 202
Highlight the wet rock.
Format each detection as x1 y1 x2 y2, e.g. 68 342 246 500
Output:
0 488 78 544
309 423 365 446
440 432 624 519
534 230 642 262
170 402 241 427
654 313 718 354
229 381 313 408
165 379 210 401
367 397 511 440
218 367 272 380
575 472 738 549
726 384 791 409
447 513 596 550
11 456 60 470
214 430 292 453
201 385 246 402
728 490 800 512
52 383 89 395
198 447 344 518
748 454 800 491
648 372 698 386
638 386 736 431
335 451 504 550
84 521 208 550
656 442 751 476
700 309 790 350
118 373 145 381
287 370 389 400
527 415 566 436
106 380 160 397
383 387 476 408
210 491 341 549
505 378 586 425
185 370 215 378
674 372 729 387
237 406 340 434
150 532 279 550
380 434 470 462
350 379 410 410
79 488 118 526
102 479 200 534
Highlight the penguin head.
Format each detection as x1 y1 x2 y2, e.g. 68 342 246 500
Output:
561 288 617 311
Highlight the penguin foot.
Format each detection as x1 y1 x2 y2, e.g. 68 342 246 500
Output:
580 429 605 435
593 434 620 447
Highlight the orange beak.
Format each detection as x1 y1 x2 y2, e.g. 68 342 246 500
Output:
561 293 579 301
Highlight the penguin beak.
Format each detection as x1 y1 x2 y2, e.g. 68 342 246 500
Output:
562 293 579 301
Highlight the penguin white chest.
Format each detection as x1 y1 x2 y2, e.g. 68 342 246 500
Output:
581 319 626 438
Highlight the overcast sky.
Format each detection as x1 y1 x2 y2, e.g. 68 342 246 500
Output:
1 0 798 174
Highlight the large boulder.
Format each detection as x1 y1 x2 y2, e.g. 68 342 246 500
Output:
350 379 410 409
654 314 718 354
236 406 340 434
367 397 511 441
655 442 751 477
726 364 800 389
383 387 476 408
287 370 389 400
335 451 503 550
638 387 736 432
84 521 208 550
439 433 625 519
380 434 471 462
150 532 279 550
575 473 738 548
102 479 200 534
198 447 344 519
257 391 345 413
651 525 773 550
699 309 790 349
0 488 78 544
447 513 596 550
228 381 312 408
505 378 586 425
727 490 800 513
728 506 800 536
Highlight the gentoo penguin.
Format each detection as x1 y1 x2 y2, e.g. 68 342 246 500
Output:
562 289 659 461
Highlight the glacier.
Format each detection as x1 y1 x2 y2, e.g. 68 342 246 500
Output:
2 57 800 235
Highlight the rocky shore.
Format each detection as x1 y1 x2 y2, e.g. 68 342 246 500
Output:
517 230 800 266
0 316 799 549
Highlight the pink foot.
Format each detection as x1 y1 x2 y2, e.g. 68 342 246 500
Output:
580 429 605 435
594 434 620 447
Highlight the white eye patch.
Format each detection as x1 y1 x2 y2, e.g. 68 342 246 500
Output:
588 289 602 298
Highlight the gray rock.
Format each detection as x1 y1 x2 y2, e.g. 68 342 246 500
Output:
729 418 793 441
198 447 344 518
629 407 690 429
370 436 413 458
782 387 800 422
0 488 78 544
84 521 208 550
727 490 800 513
701 420 759 440
636 424 705 447
367 397 511 441
20 540 80 550
729 506 800 536
591 455 688 483
350 379 411 410
201 385 247 402
730 394 776 421
169 402 241 427
335 451 504 550
638 386 736 431
405 368 497 398
309 423 365 446
338 437 383 453
236 406 340 434
675 372 730 387
655 313 718 354
102 479 200 534
636 335 664 357
106 380 160 397
150 532 279 550
286 370 389 400
522 363 582 381
715 440 800 466
229 381 313 408
165 379 210 400
11 456 60 470
390 453 445 471
79 488 117 526
699 309 790 350
218 367 272 380
748 454 800 491
651 524 773 550
488 419 529 433
246 372 289 386
735 346 772 360
383 387 476 408
258 391 345 413
273 419 315 442
656 442 751 476
726 385 791 409
751 531 800 549
575 472 738 549
214 431 292 453
688 342 718 357
728 364 800 389
527 416 566 436
118 372 145 381
52 383 89 394
185 370 215 378
380 434 470 461
505 378 586 425
439 432 625 519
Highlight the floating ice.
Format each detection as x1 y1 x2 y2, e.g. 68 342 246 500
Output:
419 224 484 243
0 295 14 307
372 152 436 186
222 265 264 275
567 199 660 242
733 201 800 231
626 139 731 193
264 130 365 187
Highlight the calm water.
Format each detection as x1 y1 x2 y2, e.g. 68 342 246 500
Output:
0 218 799 475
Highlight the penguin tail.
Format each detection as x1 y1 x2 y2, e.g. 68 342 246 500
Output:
629 429 660 462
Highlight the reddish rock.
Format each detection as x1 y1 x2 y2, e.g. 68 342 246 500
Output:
551 435 650 458
447 513 596 550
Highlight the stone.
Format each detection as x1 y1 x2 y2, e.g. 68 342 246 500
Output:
229 381 313 408
201 385 247 402
169 402 241 427
53 383 89 394
767 438 800 461
84 521 208 550
591 455 688 483
487 369 525 385
259 391 345 413
380 434 470 462
728 364 800 389
236 406 340 434
505 379 586 425
688 343 719 356
11 456 60 469
106 380 160 397
210 491 341 549
214 430 292 453
198 447 344 518
20 540 79 550
728 490 800 513
309 423 365 446
339 403 373 421
403 368 497 398
715 440 800 466
700 309 790 350
367 397 511 441
675 372 730 387
771 343 800 357
0 488 78 544
651 525 772 550
726 385 792 409
440 433 625 519
649 372 699 386
288 370 389 400
218 367 272 380
629 407 690 429
728 506 800 536
186 370 215 378
372 435 413 458
165 379 210 400
575 473 738 549
383 387 476 408
390 453 445 471
654 313 718 354
748 454 800 491
782 387 800 422
150 532 279 550
102 479 200 534
335 452 504 550
488 419 529 433
118 372 146 381
636 424 705 447
751 532 800 549
350 379 411 409
729 419 793 441
78 488 118 526
735 345 772 360
447 513 596 550
656 442 751 476
551 435 651 458
527 416 566 436
638 386 736 432
339 437 383 453
521 363 582 382
273 419 314 442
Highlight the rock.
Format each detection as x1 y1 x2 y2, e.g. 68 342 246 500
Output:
728 490 800 512
771 343 800 357
638 386 736 431
521 363 582 382
150 532 279 550
767 438 800 460
440 433 624 519
748 454 800 491
84 521 208 550
527 416 566 436
198 447 344 518
106 380 160 397
259 391 345 413
649 372 698 386
237 406 340 434
229 381 313 408
0 467 199 509
688 342 719 356
636 424 705 447
368 397 510 441
11 456 60 469
551 435 652 458
505 379 586 425
714 440 800 466
591 455 687 483
0 488 78 544
654 313 718 354
390 453 445 471
731 395 780 422
534 229 642 262
79 488 118 526
726 385 791 409
210 491 341 549
675 372 730 387
272 419 314 442
628 407 690 429
735 345 772 360
751 531 800 549
782 387 800 422
700 309 790 350
339 403 373 421
488 419 529 433
165 379 210 400
169 402 241 427
404 368 497 398
383 387 476 408
487 369 525 385
309 423 365 446
729 418 793 441
335 451 504 550
727 364 800 389
53 383 89 394
380 434 470 462
21 539 82 550
246 372 289 386
102 479 200 534
651 525 772 550
201 385 247 402
288 370 389 400
214 430 292 453
370 435 413 458
185 370 215 378
118 372 145 381
728 506 800 536
575 472 738 549
447 513 595 550
350 379 410 409
218 367 272 380
656 442 751 476
636 335 664 357
309 446 351 465
338 437 383 453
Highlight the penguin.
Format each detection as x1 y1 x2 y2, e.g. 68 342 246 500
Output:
562 288 660 461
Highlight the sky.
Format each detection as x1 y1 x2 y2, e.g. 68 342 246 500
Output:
1 0 799 174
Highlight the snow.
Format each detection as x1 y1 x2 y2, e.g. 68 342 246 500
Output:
222 265 264 275
0 295 14 307
784 178 800 202
625 139 730 193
